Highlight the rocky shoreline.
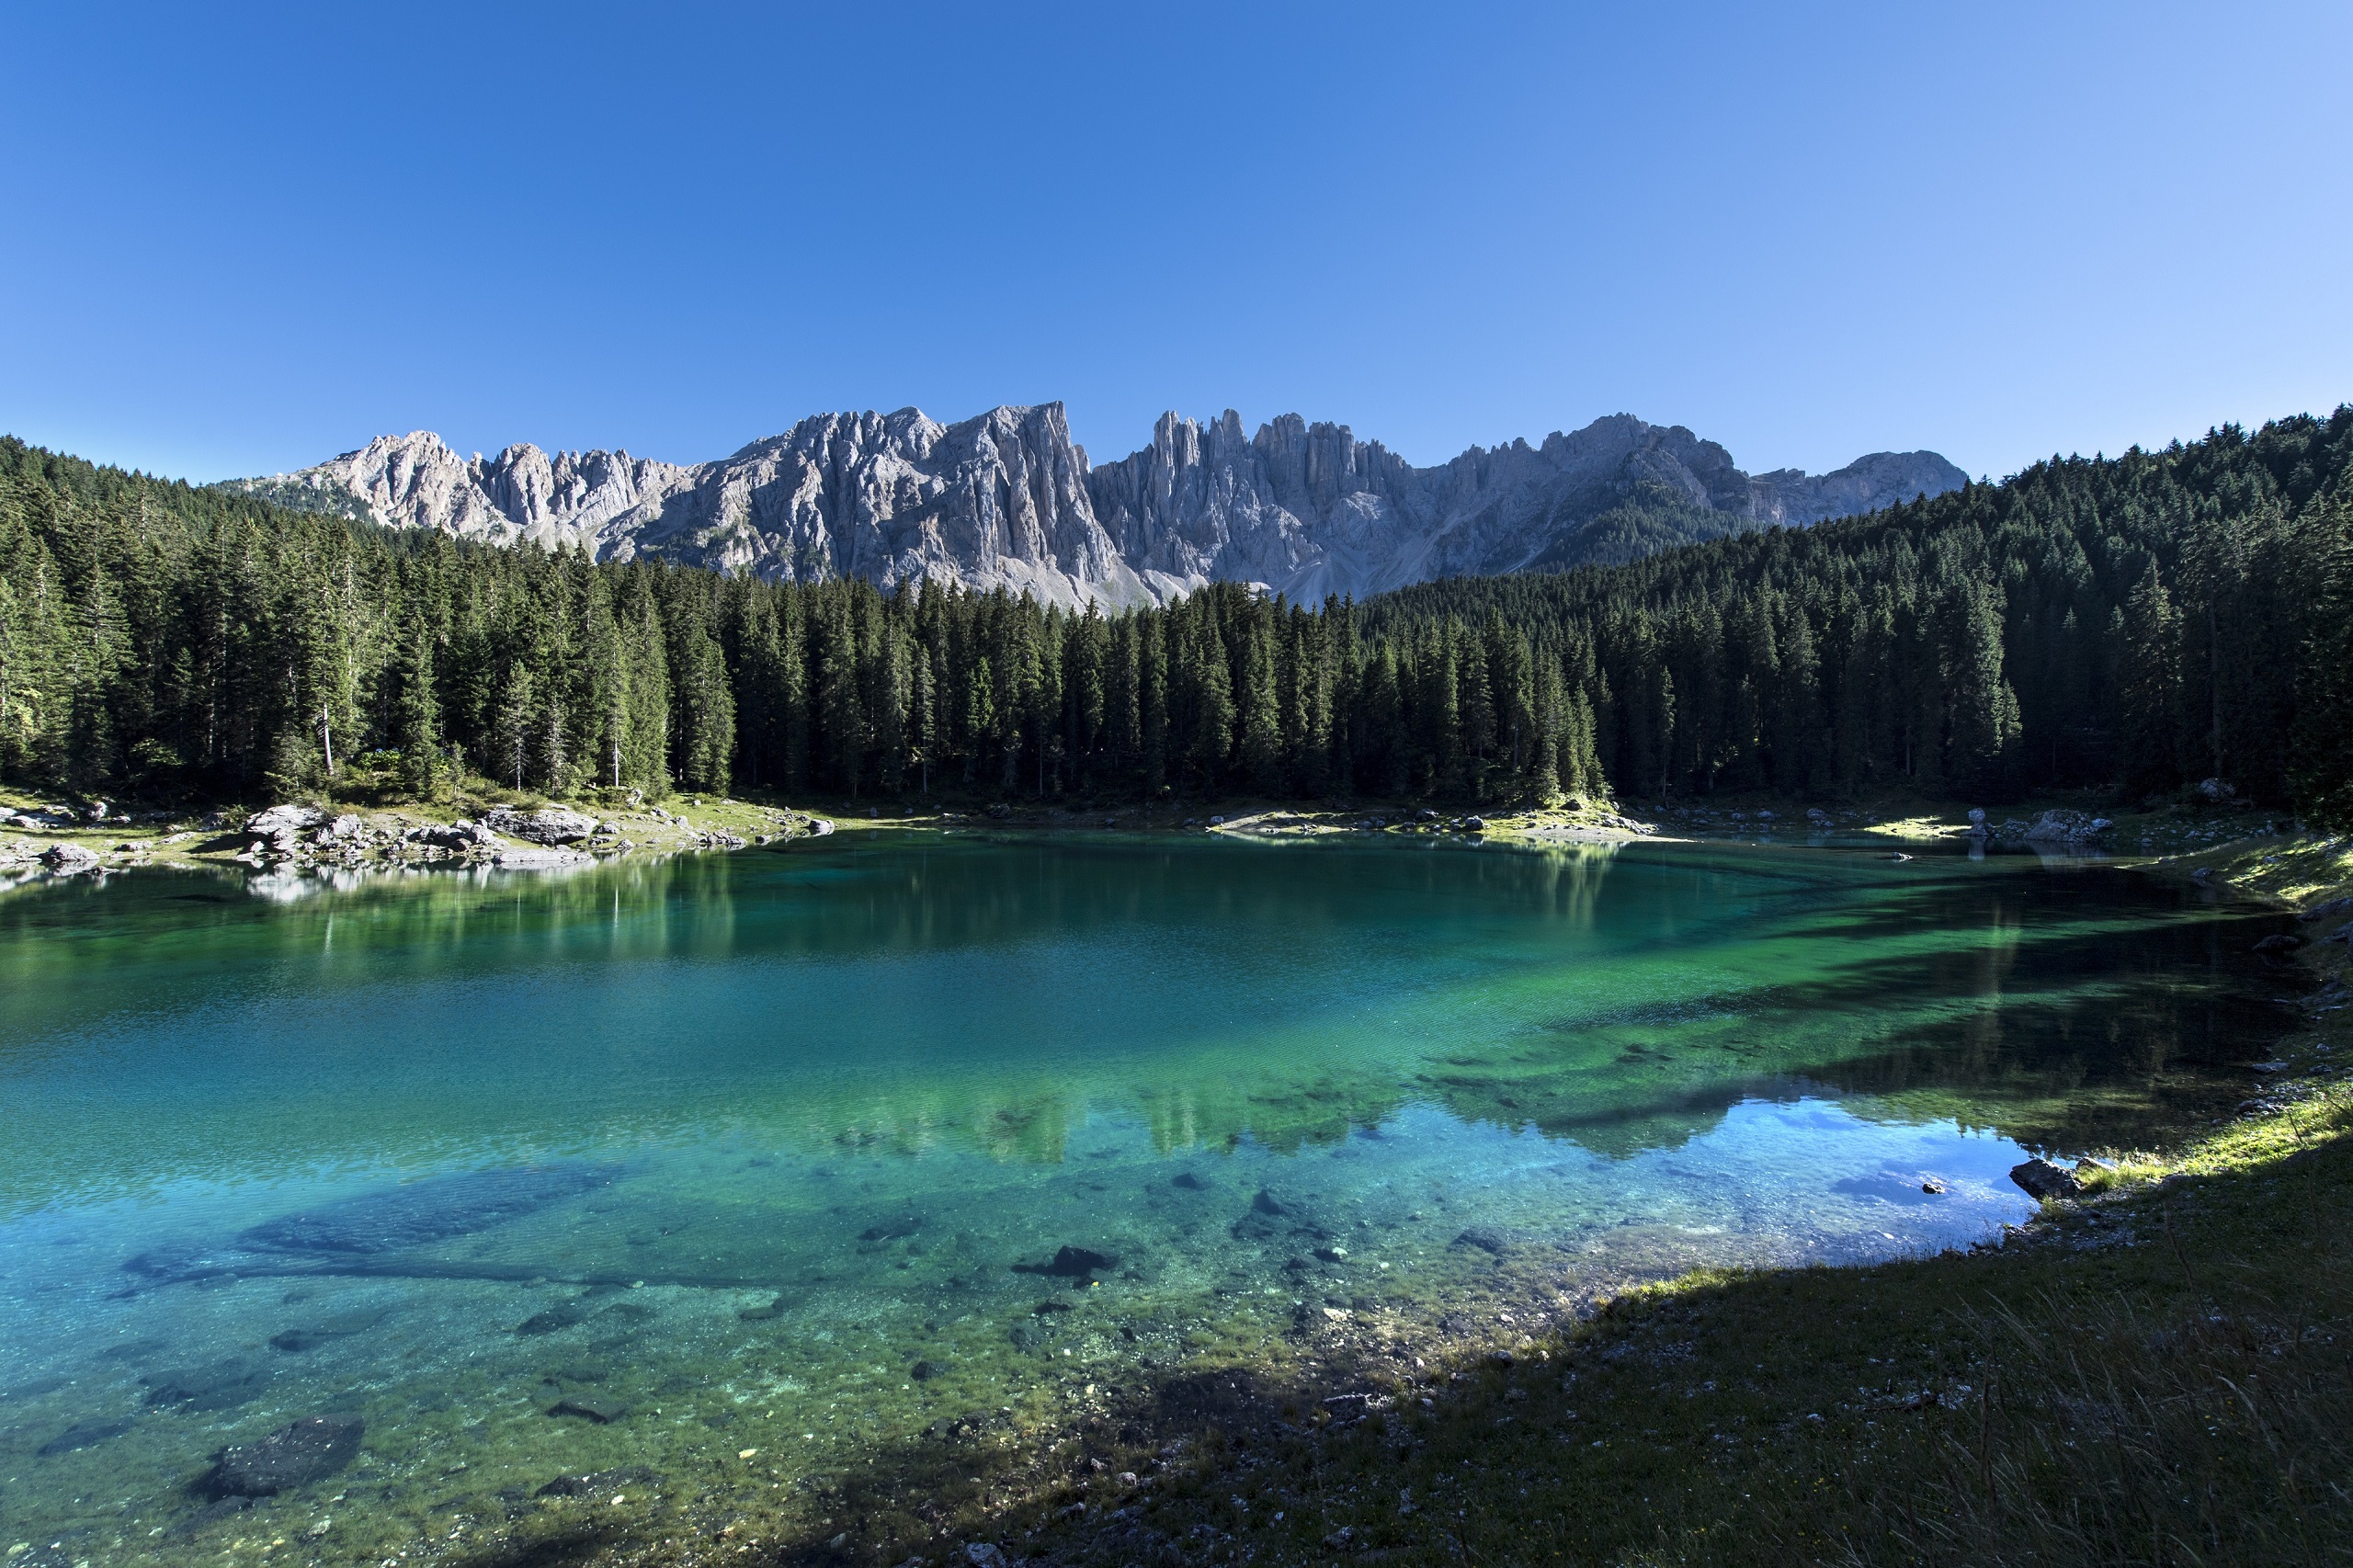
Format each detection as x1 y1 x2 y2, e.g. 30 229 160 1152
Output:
0 792 834 885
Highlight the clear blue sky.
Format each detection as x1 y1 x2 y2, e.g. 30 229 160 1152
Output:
3 2 2347 486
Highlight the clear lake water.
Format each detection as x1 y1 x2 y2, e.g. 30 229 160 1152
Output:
0 831 2302 1563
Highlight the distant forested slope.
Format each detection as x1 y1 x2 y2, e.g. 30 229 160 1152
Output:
2 409 2348 821
1369 410 2353 818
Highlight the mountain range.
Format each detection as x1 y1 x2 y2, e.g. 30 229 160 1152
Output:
227 405 1967 607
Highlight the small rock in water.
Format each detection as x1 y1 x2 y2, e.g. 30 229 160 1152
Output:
1251 1188 1288 1216
536 1466 655 1498
196 1414 363 1498
859 1214 926 1243
910 1359 941 1381
597 1300 658 1324
1451 1227 1509 1256
1013 1245 1118 1279
516 1302 588 1336
38 1416 133 1455
2009 1158 2083 1200
737 1294 790 1322
1170 1172 1209 1190
2253 933 2304 956
548 1396 626 1424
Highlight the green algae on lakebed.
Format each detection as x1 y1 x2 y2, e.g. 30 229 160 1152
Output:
0 833 2304 1564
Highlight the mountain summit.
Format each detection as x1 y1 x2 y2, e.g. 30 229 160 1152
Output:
232 406 1964 607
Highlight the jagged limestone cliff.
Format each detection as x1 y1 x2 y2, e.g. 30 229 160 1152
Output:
232 405 1964 608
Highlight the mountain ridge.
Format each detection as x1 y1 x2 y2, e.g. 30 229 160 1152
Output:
227 405 1966 607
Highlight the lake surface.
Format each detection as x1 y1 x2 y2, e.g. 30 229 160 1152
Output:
0 832 2299 1564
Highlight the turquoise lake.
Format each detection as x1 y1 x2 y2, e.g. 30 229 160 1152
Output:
0 832 2299 1564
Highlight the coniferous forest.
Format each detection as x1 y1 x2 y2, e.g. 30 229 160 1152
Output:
1 407 2349 822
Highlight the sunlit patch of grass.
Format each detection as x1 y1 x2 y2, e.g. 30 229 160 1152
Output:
2165 831 2353 906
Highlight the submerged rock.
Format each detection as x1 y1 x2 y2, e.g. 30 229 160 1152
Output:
1013 1245 1118 1279
1450 1227 1510 1256
144 1361 270 1412
736 1294 790 1322
516 1302 588 1335
195 1414 362 1497
1251 1189 1288 1216
1170 1172 1209 1190
2253 933 2304 956
38 1416 132 1455
549 1396 625 1423
237 1165 619 1259
536 1465 655 1498
2009 1158 2083 1200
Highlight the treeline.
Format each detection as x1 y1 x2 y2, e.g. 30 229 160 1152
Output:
1370 409 2353 819
0 439 1604 806
2 408 2349 821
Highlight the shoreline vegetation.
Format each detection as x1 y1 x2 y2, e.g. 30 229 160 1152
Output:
0 771 2332 881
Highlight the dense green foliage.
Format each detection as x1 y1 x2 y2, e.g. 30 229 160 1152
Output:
2 408 2348 815
0 438 1604 805
1370 408 2353 814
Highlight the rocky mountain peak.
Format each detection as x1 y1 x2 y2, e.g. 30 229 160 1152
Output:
230 406 1966 608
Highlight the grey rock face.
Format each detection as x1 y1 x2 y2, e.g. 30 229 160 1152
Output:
39 843 101 874
1748 450 1971 528
484 806 601 846
404 820 498 851
239 407 1964 608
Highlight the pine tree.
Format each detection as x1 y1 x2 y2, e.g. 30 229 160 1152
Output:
2118 562 2185 795
395 620 441 799
1944 576 2023 801
1238 613 1282 793
2291 504 2353 826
